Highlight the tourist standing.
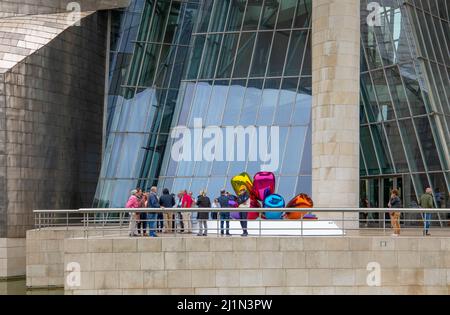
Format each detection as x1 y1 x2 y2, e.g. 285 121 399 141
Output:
176 191 184 233
181 190 193 233
196 190 211 236
211 198 220 220
388 189 401 237
420 187 434 236
160 188 176 233
237 186 249 237
218 189 231 236
138 192 148 236
147 186 160 237
126 189 140 237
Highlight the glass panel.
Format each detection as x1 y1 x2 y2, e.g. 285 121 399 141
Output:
207 178 227 199
295 176 311 196
186 35 206 80
383 121 409 172
293 0 311 28
164 1 182 44
200 34 223 79
274 78 298 125
210 0 231 32
361 73 380 122
284 30 307 76
239 79 263 125
397 119 425 172
360 126 380 175
301 34 311 76
371 124 394 174
226 0 246 31
196 0 215 33
188 81 213 127
385 66 411 118
257 78 280 125
281 126 307 175
259 0 280 30
277 177 297 199
222 80 246 125
276 0 297 29
399 63 427 116
242 0 263 31
250 31 273 77
299 125 312 175
267 30 290 76
232 32 256 78
429 172 447 208
292 77 312 125
205 80 230 126
177 82 196 126
374 9 396 66
414 117 442 171
371 70 396 121
147 0 171 43
216 33 239 78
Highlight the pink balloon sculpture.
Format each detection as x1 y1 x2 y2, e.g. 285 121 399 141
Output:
252 172 275 201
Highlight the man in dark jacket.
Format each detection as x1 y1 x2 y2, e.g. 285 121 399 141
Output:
159 188 176 233
147 186 160 237
196 190 211 236
217 189 231 236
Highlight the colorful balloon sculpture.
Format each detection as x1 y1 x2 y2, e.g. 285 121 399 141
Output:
248 198 260 220
252 172 275 201
285 193 314 220
228 171 317 221
263 194 285 220
231 172 253 196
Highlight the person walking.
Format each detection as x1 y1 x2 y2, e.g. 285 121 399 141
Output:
196 190 211 236
147 186 160 237
388 189 402 237
181 190 193 233
420 187 434 236
218 189 231 236
126 189 140 237
237 186 249 237
159 188 176 233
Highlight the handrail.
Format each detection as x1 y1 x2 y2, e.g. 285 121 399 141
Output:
54 207 450 213
32 207 450 237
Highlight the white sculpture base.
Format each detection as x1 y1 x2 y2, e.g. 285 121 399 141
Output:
194 220 344 236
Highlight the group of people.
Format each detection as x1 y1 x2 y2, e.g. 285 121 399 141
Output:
388 186 440 237
126 185 251 237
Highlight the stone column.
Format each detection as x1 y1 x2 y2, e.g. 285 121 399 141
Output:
311 0 360 229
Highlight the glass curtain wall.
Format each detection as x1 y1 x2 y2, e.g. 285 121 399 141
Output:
157 0 313 200
360 0 449 209
94 0 201 207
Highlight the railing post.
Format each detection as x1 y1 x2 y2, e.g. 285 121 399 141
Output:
259 215 261 237
38 212 41 230
66 212 69 231
342 211 345 237
217 211 219 237
301 216 303 237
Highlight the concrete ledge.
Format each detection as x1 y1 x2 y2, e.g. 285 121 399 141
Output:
56 236 450 294
0 238 26 279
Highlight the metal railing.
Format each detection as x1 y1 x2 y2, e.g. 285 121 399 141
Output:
32 207 450 238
